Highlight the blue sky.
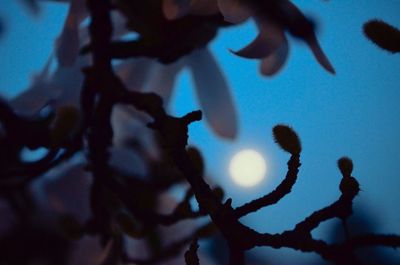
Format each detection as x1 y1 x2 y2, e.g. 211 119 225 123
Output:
1 1 400 263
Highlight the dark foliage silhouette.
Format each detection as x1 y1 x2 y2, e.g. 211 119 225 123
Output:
0 1 399 265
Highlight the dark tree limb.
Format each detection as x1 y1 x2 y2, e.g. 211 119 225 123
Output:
234 154 301 218
294 194 355 233
185 238 200 265
123 223 213 265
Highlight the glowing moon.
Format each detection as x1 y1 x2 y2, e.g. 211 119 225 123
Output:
229 149 267 187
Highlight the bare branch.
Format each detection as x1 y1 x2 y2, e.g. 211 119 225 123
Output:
234 154 301 218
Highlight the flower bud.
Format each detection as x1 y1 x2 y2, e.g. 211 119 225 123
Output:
339 176 360 197
363 20 400 53
337 157 353 177
272 125 301 154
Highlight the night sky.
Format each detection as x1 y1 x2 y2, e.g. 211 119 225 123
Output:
1 1 400 263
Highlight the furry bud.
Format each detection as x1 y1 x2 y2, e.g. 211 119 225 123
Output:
273 125 302 154
363 20 400 53
339 176 360 197
338 157 353 177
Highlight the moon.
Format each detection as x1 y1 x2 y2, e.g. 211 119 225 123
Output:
229 149 267 187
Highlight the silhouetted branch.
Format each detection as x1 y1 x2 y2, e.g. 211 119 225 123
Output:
113 169 184 192
185 238 199 265
2 2 400 265
0 99 83 188
85 0 116 240
346 234 400 248
294 194 355 233
111 177 205 226
234 154 300 218
143 115 399 264
123 223 213 265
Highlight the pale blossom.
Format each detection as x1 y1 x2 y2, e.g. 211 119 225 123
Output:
51 163 214 265
163 0 335 76
14 0 238 139
162 0 220 20
218 0 335 76
2 2 230 264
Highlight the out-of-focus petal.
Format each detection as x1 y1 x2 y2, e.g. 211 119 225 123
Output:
187 48 237 139
115 58 154 92
111 11 130 38
68 236 104 265
190 0 219 16
51 56 89 107
56 22 79 67
155 193 214 265
231 18 284 59
42 164 91 222
163 0 191 20
143 60 185 103
10 83 53 116
109 145 147 176
56 0 87 66
11 56 60 115
306 36 336 74
260 35 289 76
281 0 335 74
217 0 251 23
156 193 197 244
113 58 164 160
112 105 158 160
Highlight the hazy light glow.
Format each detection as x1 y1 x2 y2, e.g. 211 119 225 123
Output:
229 149 267 187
